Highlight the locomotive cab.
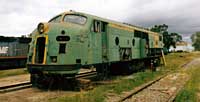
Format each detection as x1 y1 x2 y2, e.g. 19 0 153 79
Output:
27 11 91 77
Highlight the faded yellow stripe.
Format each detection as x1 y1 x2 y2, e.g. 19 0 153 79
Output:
109 23 134 32
154 35 159 48
43 35 48 64
109 23 160 37
32 37 38 64
32 48 36 64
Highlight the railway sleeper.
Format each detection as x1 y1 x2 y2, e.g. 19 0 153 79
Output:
30 73 95 91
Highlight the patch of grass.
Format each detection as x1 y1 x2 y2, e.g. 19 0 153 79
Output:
110 71 162 94
175 89 197 102
0 68 28 78
53 71 164 102
163 52 200 71
54 86 106 102
175 65 200 102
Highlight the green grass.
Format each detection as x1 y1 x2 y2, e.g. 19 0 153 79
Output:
52 52 200 102
175 65 200 102
164 52 199 69
0 68 28 78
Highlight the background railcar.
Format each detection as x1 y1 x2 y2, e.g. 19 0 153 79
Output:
0 36 31 69
27 11 163 86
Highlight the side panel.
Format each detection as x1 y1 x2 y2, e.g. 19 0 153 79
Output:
87 32 102 64
132 38 140 59
148 34 154 48
107 26 120 62
101 32 108 62
107 25 134 62
140 39 146 58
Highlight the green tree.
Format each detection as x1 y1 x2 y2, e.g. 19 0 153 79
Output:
150 24 182 51
191 32 200 51
170 33 182 48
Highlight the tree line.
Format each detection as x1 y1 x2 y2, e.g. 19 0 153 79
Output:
191 32 200 51
150 24 182 53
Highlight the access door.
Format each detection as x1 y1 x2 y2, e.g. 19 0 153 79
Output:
88 20 108 64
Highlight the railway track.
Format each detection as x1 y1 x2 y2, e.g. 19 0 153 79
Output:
116 74 168 102
0 81 32 93
115 72 188 102
114 60 194 102
0 71 97 93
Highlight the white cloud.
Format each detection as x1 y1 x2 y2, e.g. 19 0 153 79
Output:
0 0 199 36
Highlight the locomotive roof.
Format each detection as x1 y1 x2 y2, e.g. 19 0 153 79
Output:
60 11 161 36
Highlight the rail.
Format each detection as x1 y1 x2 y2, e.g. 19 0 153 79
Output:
116 74 167 102
0 81 32 93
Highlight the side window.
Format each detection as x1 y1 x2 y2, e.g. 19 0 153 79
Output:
115 37 119 45
132 39 135 46
101 22 107 32
93 20 101 32
159 36 162 41
134 30 148 40
134 30 141 38
93 20 107 33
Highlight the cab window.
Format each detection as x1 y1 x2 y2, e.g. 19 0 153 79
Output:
49 15 62 23
64 14 87 25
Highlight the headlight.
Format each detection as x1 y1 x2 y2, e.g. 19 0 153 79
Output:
37 23 44 34
37 22 49 34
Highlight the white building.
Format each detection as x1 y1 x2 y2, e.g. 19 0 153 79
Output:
169 41 194 52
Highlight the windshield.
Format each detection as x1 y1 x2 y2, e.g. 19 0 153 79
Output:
49 15 62 23
63 14 87 25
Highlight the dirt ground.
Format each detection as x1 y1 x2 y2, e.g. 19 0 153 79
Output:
0 74 29 87
0 68 93 87
0 88 79 102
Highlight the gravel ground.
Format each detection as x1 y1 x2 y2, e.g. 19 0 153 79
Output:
182 58 200 69
0 74 73 102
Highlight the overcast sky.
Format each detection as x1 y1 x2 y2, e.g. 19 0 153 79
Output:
0 0 199 41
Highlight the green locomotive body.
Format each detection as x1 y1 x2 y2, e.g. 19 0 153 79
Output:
27 11 163 82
